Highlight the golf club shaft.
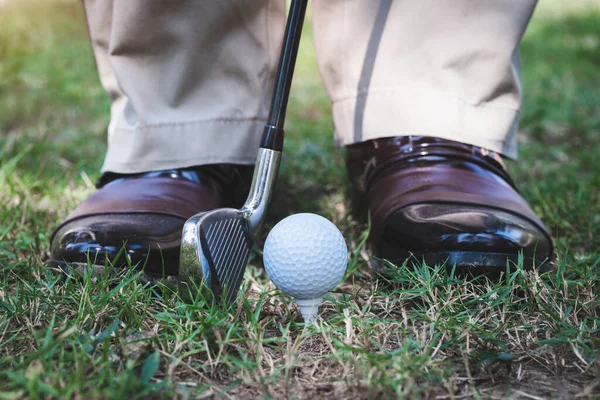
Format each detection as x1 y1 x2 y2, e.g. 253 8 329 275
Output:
259 0 308 151
242 0 308 235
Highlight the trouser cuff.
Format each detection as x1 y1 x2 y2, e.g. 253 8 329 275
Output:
101 118 265 173
333 88 519 159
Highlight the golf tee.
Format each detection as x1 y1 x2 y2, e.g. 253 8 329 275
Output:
295 297 322 324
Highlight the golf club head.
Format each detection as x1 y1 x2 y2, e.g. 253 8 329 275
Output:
179 148 281 305
179 208 253 305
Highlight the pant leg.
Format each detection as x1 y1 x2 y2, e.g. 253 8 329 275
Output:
83 0 286 173
312 0 537 159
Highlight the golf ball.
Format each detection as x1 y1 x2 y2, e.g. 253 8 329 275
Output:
263 213 348 300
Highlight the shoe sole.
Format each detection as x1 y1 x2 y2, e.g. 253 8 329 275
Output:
46 260 179 290
372 251 554 277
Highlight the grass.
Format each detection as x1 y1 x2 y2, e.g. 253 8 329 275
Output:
1 0 599 398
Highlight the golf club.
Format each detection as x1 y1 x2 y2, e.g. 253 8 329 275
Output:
178 0 308 305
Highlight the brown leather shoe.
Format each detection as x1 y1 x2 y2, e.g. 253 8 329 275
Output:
345 136 554 274
49 165 253 277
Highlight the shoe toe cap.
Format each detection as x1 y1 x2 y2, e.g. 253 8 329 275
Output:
50 213 184 275
379 203 553 267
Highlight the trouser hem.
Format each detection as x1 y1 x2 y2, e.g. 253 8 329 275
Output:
332 88 519 159
101 118 265 173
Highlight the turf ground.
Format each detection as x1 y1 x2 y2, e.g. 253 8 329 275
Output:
0 1 599 398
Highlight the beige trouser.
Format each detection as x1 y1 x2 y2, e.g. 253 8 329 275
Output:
84 0 537 174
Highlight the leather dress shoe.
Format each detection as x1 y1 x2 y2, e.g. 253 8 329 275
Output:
49 165 253 277
345 136 554 274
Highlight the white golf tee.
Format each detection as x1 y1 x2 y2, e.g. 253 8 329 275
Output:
295 297 322 324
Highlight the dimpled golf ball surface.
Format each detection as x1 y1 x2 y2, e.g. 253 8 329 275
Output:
264 213 348 300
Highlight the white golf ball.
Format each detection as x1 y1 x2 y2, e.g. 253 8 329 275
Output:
263 213 348 300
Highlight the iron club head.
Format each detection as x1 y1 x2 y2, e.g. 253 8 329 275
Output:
178 148 281 305
179 208 253 305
